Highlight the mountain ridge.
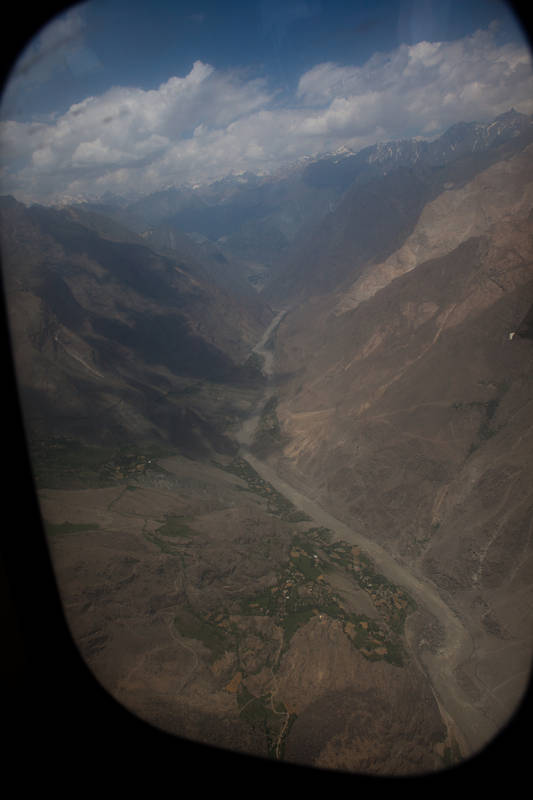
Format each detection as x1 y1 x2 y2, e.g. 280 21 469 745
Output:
46 109 533 296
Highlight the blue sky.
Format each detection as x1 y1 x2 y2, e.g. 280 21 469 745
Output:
1 0 532 203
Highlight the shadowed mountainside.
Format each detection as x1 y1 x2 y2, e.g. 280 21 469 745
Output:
264 111 533 306
269 140 533 749
1 196 271 454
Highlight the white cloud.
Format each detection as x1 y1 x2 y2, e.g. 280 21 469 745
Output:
2 23 532 204
296 26 533 138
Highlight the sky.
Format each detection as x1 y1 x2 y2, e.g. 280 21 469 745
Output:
1 0 533 205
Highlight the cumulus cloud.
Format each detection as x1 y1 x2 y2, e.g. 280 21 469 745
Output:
2 23 532 204
297 25 533 137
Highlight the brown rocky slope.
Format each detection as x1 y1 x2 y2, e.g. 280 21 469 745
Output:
270 142 533 751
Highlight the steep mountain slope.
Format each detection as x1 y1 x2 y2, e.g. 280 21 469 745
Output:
63 203 263 299
139 221 261 297
1 196 271 453
269 140 533 746
264 110 533 305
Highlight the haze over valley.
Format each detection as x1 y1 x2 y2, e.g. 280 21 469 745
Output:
2 0 533 778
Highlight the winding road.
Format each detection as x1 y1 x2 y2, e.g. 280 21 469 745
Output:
235 307 500 761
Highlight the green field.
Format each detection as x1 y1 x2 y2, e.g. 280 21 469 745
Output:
44 520 100 536
29 436 175 489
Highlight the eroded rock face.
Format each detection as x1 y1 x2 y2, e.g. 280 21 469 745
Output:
336 144 533 314
271 141 533 747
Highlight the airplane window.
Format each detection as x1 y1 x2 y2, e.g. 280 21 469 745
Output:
2 0 532 780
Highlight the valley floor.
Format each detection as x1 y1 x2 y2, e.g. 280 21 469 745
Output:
35 311 531 775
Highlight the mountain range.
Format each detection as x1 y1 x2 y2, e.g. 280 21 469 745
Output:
77 108 533 294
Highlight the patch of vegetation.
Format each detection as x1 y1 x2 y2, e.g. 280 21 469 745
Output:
305 526 333 544
284 509 313 522
241 351 267 386
290 553 321 581
251 395 290 456
165 467 414 766
143 519 197 554
44 520 99 536
29 437 115 488
442 738 463 769
174 606 235 663
239 587 278 617
281 606 316 647
99 449 161 483
237 554 324 655
156 515 198 538
235 527 411 665
215 456 311 521
298 530 413 661
28 436 176 489
236 684 292 759
352 551 417 638
213 464 414 663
